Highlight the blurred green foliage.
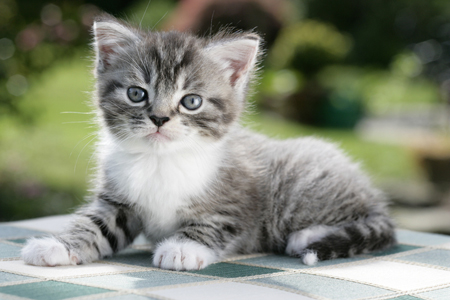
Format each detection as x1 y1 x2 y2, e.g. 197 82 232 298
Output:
262 0 448 126
0 55 93 220
269 20 352 76
305 0 450 67
317 64 440 115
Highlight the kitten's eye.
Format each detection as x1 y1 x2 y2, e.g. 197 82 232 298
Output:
181 94 202 110
127 87 147 102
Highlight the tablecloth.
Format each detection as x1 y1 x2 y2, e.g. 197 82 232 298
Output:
1 215 450 300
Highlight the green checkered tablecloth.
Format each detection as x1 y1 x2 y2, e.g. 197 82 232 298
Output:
1 216 450 300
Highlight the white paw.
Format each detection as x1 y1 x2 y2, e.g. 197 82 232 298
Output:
152 238 217 271
21 237 80 267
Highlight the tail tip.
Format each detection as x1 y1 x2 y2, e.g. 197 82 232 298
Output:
302 251 318 266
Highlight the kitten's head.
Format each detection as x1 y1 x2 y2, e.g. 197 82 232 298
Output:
92 15 260 153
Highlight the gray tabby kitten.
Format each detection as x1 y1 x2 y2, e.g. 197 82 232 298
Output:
22 15 396 270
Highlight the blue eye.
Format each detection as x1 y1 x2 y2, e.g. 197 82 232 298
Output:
181 94 202 110
127 87 147 102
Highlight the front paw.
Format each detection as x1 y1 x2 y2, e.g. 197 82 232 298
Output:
153 238 217 271
21 237 80 267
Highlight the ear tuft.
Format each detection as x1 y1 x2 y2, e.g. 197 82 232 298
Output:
206 34 260 90
93 18 139 72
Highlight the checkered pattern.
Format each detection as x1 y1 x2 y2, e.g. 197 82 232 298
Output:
1 216 450 300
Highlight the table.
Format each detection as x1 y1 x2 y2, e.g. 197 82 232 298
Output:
1 215 450 300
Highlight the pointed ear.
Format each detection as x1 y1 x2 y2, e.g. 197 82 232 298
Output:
205 34 260 93
93 18 139 72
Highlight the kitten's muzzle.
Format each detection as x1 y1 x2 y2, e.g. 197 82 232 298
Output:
149 115 170 127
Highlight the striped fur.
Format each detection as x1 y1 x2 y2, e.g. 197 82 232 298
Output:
22 15 396 270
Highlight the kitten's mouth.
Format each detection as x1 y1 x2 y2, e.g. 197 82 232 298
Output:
146 131 171 142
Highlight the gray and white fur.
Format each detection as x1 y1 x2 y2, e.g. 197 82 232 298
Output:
22 15 396 270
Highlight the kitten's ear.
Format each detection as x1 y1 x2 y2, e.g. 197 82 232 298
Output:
93 17 139 73
205 34 260 95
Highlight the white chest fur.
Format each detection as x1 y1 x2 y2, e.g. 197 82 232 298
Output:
102 139 223 242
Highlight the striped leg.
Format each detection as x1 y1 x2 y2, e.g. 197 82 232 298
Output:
21 195 142 266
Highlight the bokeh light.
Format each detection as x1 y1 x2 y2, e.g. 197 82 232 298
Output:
0 38 15 60
41 4 62 27
6 74 28 96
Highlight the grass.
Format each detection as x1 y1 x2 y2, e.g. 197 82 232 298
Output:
0 54 421 220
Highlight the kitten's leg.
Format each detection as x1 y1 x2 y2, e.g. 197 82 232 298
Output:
22 195 141 266
153 221 238 271
285 213 396 265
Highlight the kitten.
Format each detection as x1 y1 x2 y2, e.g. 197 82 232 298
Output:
21 14 396 270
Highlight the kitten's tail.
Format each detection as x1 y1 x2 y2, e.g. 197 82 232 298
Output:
286 213 396 265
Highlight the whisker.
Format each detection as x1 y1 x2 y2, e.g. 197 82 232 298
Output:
61 111 95 115
70 132 97 158
62 121 93 124
86 149 98 175
74 135 97 173
151 11 169 30
140 0 152 29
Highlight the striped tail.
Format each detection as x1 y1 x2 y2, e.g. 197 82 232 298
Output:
285 213 397 265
